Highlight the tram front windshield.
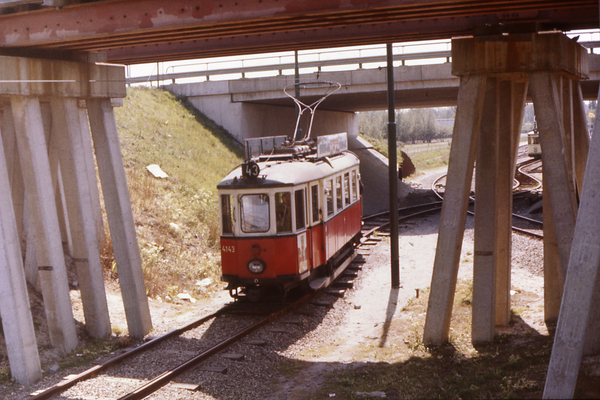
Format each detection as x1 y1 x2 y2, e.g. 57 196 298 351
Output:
240 194 270 233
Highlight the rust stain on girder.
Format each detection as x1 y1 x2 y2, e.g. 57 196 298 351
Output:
0 0 597 64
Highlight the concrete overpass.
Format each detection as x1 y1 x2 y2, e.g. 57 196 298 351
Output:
165 52 600 146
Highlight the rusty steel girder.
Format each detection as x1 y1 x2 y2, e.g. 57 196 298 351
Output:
0 0 597 63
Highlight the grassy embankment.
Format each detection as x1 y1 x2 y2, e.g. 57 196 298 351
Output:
110 87 243 300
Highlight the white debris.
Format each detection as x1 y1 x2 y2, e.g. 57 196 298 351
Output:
177 293 196 303
196 278 213 287
146 164 168 178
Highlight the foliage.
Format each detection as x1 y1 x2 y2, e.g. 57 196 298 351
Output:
108 87 244 299
358 107 454 144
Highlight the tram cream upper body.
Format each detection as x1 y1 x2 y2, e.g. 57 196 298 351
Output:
217 151 361 238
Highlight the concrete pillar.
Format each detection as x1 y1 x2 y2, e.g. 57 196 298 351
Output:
423 74 486 345
51 98 111 339
87 98 152 339
0 105 25 246
44 102 73 256
543 172 563 324
495 80 525 327
529 72 578 281
561 77 577 197
573 82 590 195
0 111 43 386
543 98 600 398
78 102 106 246
10 95 78 353
472 77 498 343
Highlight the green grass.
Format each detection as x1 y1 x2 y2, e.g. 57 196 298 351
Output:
108 87 244 299
359 134 450 174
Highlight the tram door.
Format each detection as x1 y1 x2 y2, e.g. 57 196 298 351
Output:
294 188 309 273
310 182 324 269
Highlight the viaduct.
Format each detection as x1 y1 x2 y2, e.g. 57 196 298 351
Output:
0 1 598 398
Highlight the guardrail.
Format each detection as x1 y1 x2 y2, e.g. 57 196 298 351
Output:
126 41 452 85
127 32 600 86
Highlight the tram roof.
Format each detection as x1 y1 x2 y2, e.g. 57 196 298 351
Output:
217 151 359 190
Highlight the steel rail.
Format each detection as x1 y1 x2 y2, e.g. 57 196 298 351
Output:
28 309 225 400
118 292 316 400
430 163 545 239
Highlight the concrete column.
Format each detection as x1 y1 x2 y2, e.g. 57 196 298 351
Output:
0 109 43 386
51 98 111 339
0 105 25 246
424 74 486 345
561 78 576 196
87 98 152 339
10 95 78 353
572 82 590 195
44 102 73 256
543 95 600 398
510 82 528 179
78 102 106 246
495 80 524 327
529 72 578 280
543 173 563 323
472 77 498 343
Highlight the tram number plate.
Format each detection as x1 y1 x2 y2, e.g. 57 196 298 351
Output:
222 245 235 253
242 161 260 179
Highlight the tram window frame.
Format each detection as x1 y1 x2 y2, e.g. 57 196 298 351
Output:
343 172 350 207
311 184 320 223
220 194 234 235
351 170 358 201
294 188 306 231
325 179 334 217
239 193 270 233
335 175 343 212
275 191 292 233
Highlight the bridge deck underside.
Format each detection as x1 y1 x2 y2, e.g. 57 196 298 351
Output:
0 0 597 64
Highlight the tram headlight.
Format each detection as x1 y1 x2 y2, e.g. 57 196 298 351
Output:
247 259 266 274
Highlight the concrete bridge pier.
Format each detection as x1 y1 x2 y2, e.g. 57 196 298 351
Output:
423 32 590 346
0 56 151 384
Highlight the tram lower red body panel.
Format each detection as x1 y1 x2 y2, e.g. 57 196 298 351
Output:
220 199 361 286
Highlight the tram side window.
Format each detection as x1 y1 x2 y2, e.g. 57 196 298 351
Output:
275 192 292 233
240 194 270 233
325 179 334 217
295 189 306 230
335 176 343 211
221 194 234 235
343 172 350 206
311 184 319 223
351 170 358 201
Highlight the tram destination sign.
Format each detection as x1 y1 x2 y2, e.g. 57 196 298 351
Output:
317 132 348 158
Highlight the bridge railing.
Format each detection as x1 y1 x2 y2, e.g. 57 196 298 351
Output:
127 30 600 86
127 40 452 85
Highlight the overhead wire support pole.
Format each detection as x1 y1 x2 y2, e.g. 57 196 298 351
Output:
294 50 301 142
387 43 400 288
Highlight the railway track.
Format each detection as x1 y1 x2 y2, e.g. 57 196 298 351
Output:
30 263 363 399
30 201 443 399
406 156 544 240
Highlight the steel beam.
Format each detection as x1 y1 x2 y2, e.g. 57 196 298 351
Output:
0 0 596 63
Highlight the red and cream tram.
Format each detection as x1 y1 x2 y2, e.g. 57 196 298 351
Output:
218 133 362 300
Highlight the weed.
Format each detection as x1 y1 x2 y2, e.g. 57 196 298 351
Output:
108 87 244 299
